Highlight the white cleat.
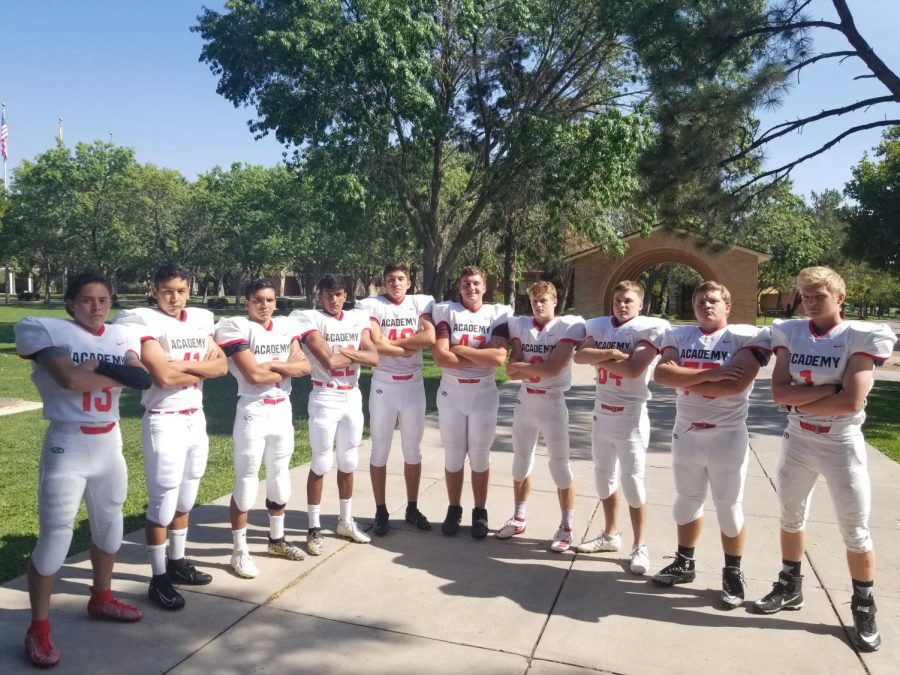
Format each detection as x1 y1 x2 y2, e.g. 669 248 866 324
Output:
630 544 650 575
337 518 371 544
549 527 573 553
230 549 259 579
574 531 621 553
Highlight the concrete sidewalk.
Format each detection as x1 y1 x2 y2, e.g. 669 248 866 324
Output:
1 363 897 674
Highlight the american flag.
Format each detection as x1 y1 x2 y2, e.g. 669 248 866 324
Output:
0 108 8 161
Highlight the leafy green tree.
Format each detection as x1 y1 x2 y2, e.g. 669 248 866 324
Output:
630 0 900 231
195 0 648 296
844 127 900 273
127 164 192 273
4 145 80 301
67 142 144 285
193 163 296 306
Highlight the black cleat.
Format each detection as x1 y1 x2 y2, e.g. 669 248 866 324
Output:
373 508 389 536
650 553 696 586
851 594 881 652
471 507 489 540
441 505 463 536
721 566 746 609
752 571 803 614
148 574 185 611
405 506 432 531
166 558 212 586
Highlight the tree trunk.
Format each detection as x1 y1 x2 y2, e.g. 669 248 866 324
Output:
502 217 517 306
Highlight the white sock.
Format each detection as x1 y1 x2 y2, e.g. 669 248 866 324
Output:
168 528 187 561
308 504 321 529
269 514 285 540
339 498 352 522
232 528 248 552
514 501 527 521
561 510 574 530
148 543 167 576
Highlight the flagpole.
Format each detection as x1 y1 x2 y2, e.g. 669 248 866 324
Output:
1 102 7 191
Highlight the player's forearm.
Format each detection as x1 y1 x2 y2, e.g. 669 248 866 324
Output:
395 330 435 351
772 382 837 406
573 348 626 365
375 341 407 357
795 390 863 416
240 364 283 385
653 364 715 389
270 360 311 378
505 362 526 380
604 358 653 380
515 360 565 378
451 345 506 367
341 347 379 367
183 356 228 379
55 368 121 392
147 364 201 388
688 379 752 397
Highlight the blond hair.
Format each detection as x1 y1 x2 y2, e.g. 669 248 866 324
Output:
527 280 557 300
692 280 731 305
795 266 846 296
612 280 645 301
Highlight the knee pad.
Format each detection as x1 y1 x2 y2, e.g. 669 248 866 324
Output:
548 457 573 489
673 495 704 526
512 448 535 483
839 522 873 554
265 498 286 512
593 466 617 500
186 442 210 481
311 450 334 476
176 479 201 515
266 474 292 507
619 474 646 509
336 446 359 473
233 476 260 513
443 445 466 473
716 503 744 538
148 489 179 527
400 444 422 465
31 527 75 576
90 510 124 555
468 447 491 473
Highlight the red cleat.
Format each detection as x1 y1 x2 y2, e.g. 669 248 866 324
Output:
25 629 60 668
87 595 144 622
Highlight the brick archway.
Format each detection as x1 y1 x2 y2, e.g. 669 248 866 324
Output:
566 227 769 324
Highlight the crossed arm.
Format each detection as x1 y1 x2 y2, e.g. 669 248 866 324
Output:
141 336 227 388
506 340 576 380
653 347 761 397
433 333 508 369
574 338 660 380
771 350 873 415
369 314 436 358
303 330 379 371
230 339 311 385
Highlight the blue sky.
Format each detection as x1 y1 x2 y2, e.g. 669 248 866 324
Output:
1 1 898 199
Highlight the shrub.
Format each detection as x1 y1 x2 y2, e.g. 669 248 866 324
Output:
146 296 157 306
276 298 294 311
17 291 35 301
206 297 230 309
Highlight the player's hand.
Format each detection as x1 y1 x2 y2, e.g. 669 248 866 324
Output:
77 359 101 372
609 349 629 361
401 347 416 358
204 343 224 361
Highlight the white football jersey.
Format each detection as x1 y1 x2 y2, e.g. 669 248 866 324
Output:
15 317 140 423
508 314 585 391
214 315 301 398
660 323 771 426
114 306 215 411
584 315 670 405
356 294 434 378
431 301 513 379
772 319 896 426
291 308 371 388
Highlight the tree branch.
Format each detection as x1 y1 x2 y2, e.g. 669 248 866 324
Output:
832 0 900 100
786 50 857 76
732 119 900 193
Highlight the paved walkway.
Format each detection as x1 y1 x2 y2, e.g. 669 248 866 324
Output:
1 363 897 674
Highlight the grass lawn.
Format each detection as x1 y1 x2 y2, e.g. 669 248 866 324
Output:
865 380 900 463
